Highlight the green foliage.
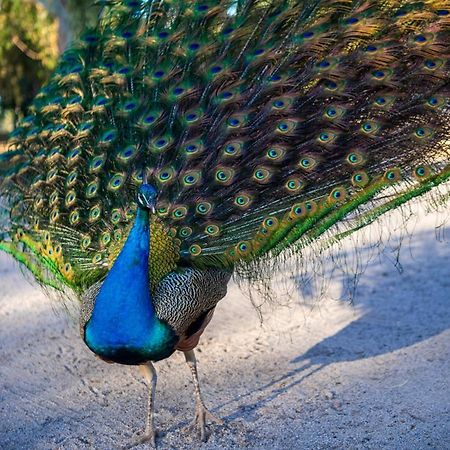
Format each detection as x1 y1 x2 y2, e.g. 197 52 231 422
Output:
63 0 100 35
0 0 59 117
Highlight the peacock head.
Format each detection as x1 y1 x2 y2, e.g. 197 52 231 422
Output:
137 184 157 213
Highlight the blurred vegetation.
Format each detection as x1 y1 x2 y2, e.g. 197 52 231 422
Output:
0 0 98 137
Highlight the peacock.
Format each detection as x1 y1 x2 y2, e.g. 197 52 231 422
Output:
0 0 449 446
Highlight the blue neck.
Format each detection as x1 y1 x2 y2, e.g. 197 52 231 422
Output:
84 206 177 364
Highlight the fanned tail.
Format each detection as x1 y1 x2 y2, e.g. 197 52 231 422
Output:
0 0 448 296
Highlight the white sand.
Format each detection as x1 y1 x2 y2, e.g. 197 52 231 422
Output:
0 204 449 450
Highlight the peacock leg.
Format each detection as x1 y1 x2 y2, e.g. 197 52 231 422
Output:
131 362 158 448
184 349 224 441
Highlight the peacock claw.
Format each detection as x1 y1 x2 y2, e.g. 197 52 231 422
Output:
186 404 224 442
126 428 157 449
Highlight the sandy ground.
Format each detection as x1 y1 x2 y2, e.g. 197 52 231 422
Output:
0 204 449 450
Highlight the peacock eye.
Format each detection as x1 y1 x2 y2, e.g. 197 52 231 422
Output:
372 70 385 78
318 59 330 68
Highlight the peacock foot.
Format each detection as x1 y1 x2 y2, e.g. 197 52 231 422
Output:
126 427 157 449
186 402 224 442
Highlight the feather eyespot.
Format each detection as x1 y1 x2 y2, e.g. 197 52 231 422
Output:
222 143 241 158
346 151 365 166
85 179 99 198
46 168 58 183
182 170 201 187
384 169 402 182
273 100 285 108
157 167 175 184
108 173 125 191
329 187 347 203
182 140 204 158
234 193 252 209
205 224 220 236
88 205 102 222
156 203 169 217
289 203 307 220
317 130 337 144
304 200 317 215
153 70 165 79
360 121 380 134
93 96 111 108
89 155 106 173
188 42 200 51
351 171 369 187
301 31 314 39
69 210 80 225
92 253 103 264
345 17 359 24
413 166 431 179
81 236 91 249
252 167 272 184
172 206 188 220
299 156 318 171
66 170 78 187
236 241 252 257
100 232 111 246
423 59 443 71
117 145 138 163
151 136 172 152
184 109 203 125
215 167 235 185
196 201 212 215
271 97 293 111
131 169 143 185
317 59 331 69
121 99 139 113
210 65 223 74
414 127 433 139
414 34 427 44
426 96 444 108
285 178 305 194
276 119 297 134
172 87 185 96
266 146 285 162
262 217 279 231
98 129 118 145
189 244 202 256
227 114 246 128
50 209 60 223
34 195 45 210
65 190 77 207
179 227 193 238
49 191 59 206
111 209 122 224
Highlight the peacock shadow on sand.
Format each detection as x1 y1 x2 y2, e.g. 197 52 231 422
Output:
212 228 450 423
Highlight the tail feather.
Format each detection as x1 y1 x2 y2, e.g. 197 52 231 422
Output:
0 0 449 292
